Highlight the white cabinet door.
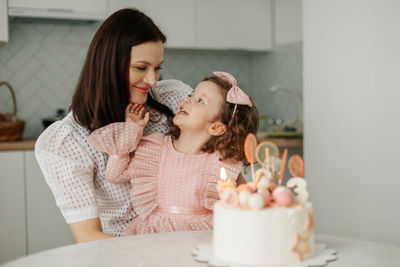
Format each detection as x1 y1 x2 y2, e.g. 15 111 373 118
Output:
0 151 26 264
8 0 107 20
109 0 196 48
196 0 272 50
0 0 8 43
25 151 75 254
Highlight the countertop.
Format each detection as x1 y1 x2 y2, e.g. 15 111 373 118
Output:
0 140 36 151
0 134 302 152
3 231 399 267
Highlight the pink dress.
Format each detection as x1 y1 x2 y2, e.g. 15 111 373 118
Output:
88 122 242 235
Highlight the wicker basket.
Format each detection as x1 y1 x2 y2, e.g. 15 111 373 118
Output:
0 81 25 142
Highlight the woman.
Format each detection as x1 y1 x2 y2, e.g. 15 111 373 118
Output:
35 8 192 242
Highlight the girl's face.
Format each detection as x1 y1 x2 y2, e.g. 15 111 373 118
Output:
129 41 164 104
174 81 225 133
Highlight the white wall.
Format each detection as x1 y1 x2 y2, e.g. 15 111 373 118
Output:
303 0 400 246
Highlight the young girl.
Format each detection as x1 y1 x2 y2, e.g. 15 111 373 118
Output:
88 72 259 235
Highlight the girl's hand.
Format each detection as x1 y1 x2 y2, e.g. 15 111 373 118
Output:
125 103 150 127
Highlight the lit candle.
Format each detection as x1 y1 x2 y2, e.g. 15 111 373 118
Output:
217 167 234 195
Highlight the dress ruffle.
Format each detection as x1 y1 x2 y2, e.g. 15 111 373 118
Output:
127 133 166 234
126 212 213 235
203 180 219 211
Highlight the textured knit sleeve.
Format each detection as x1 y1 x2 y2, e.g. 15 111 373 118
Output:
203 158 243 211
35 121 99 223
87 122 143 184
129 133 166 220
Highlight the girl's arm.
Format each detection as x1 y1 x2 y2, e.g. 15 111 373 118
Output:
88 123 144 184
105 104 150 183
88 104 150 184
70 218 114 243
104 155 133 184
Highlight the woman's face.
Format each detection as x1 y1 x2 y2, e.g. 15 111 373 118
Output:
129 41 164 104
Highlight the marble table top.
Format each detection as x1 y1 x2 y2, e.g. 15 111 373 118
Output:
2 231 400 267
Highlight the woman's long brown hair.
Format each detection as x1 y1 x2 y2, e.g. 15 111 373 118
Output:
70 8 168 132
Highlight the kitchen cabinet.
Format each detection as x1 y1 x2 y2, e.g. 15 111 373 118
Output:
25 151 75 254
8 0 107 20
196 0 272 50
108 0 272 51
0 0 8 43
109 0 196 48
0 150 74 265
4 0 273 50
0 151 26 264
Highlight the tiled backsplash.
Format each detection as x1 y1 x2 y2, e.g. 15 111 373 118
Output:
250 43 302 125
0 19 301 139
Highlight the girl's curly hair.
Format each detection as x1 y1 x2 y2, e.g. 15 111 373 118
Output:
170 75 259 165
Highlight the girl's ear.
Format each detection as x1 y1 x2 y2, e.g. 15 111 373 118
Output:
208 121 227 136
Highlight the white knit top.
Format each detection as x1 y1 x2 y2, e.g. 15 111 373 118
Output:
35 80 193 237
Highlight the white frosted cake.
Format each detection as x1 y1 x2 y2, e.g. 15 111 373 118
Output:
213 140 314 266
213 202 314 265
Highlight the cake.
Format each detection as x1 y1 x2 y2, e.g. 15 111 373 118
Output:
213 137 315 266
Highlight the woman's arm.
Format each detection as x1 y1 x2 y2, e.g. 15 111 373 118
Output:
69 218 114 243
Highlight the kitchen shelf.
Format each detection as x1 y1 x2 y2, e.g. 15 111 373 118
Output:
256 132 303 148
0 140 36 151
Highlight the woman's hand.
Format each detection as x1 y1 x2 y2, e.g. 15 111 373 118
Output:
125 103 150 127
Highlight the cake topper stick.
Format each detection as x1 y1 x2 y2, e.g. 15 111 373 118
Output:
271 159 275 182
244 133 257 182
255 141 279 183
278 149 288 185
265 148 269 168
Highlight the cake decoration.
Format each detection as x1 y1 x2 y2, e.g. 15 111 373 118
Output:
247 193 266 210
244 133 258 181
238 190 251 207
217 167 234 195
194 134 337 266
211 133 321 266
278 148 288 185
255 141 280 167
291 211 315 261
291 232 312 261
216 134 309 212
305 212 316 232
219 187 238 206
288 154 305 177
273 186 294 207
236 183 253 194
287 177 309 204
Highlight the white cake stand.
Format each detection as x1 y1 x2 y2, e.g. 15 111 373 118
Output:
192 243 337 267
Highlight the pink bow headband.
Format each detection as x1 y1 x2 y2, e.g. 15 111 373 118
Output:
213 71 253 107
213 71 252 127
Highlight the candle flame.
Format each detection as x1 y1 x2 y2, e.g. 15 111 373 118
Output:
220 167 227 180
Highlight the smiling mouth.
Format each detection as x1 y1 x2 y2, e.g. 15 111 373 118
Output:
134 86 149 94
178 107 189 115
